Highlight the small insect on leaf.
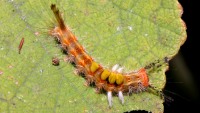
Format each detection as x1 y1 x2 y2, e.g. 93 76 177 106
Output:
52 57 60 66
18 38 24 54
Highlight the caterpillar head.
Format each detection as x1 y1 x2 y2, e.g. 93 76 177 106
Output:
123 68 149 93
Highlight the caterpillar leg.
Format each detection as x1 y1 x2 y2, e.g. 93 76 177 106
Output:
116 68 124 104
107 90 124 107
107 91 112 107
118 91 124 104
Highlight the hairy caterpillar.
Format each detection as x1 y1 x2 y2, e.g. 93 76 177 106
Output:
49 4 168 107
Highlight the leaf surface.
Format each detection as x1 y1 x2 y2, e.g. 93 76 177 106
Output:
0 0 186 112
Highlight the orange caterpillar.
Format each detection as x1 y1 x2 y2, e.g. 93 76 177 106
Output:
50 4 167 107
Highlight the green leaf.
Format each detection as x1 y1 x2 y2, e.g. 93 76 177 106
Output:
0 0 186 112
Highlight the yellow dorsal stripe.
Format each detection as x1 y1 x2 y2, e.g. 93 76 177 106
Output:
101 69 111 80
90 61 99 73
116 74 124 85
108 73 116 84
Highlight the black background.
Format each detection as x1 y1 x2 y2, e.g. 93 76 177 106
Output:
164 0 199 113
130 0 199 113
